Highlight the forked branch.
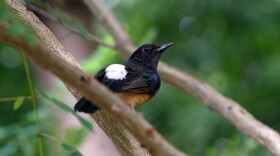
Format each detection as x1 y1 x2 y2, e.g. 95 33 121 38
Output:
82 0 280 155
0 23 186 156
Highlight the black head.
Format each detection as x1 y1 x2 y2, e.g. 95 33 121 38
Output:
128 43 173 69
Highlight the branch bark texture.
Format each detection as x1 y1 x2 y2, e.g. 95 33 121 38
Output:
0 22 186 156
82 0 280 155
4 0 152 155
4 0 280 155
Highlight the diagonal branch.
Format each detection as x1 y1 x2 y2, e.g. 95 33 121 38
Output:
82 0 280 155
4 0 280 155
24 3 115 49
4 0 149 155
0 22 186 156
3 0 183 155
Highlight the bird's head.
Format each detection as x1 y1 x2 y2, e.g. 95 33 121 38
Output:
128 43 173 69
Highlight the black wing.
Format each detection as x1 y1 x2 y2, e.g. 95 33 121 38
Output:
94 68 106 81
74 68 106 113
74 66 160 113
101 66 160 94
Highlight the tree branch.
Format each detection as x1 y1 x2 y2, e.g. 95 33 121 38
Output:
3 0 188 155
82 0 280 155
4 0 152 155
24 2 115 49
4 0 280 155
0 22 186 156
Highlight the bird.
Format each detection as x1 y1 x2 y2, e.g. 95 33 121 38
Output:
74 43 173 113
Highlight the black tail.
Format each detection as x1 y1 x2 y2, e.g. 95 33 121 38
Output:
74 97 99 113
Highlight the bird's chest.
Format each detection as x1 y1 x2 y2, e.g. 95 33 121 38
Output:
117 93 155 106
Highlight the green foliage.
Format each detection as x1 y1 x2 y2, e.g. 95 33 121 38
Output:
61 143 82 156
82 45 122 73
13 97 24 110
115 0 280 155
37 90 93 132
7 22 36 46
206 134 272 156
0 2 36 45
0 3 11 21
0 109 50 156
1 0 280 155
63 128 88 147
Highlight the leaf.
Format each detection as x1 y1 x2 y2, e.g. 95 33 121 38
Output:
75 115 93 132
64 128 88 146
13 97 24 110
37 89 93 131
61 143 82 156
37 89 73 113
0 5 11 21
70 151 83 156
50 98 74 113
7 22 25 38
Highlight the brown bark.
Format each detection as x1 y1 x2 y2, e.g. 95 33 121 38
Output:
82 0 280 155
3 1 187 156
0 22 187 156
3 0 280 155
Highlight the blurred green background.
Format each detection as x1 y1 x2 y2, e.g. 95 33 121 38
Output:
1 0 280 155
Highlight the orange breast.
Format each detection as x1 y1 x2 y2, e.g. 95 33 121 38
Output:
117 93 155 106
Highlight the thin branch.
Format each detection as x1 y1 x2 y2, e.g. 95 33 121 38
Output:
0 96 41 102
81 0 135 58
4 1 150 155
5 0 280 155
0 22 187 156
22 54 44 156
25 2 115 49
40 133 59 142
82 0 280 155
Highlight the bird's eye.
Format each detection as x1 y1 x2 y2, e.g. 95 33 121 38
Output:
143 47 150 52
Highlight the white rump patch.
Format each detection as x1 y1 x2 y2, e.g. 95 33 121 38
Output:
105 64 127 80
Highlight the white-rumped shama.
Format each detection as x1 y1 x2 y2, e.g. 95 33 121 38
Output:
74 43 173 113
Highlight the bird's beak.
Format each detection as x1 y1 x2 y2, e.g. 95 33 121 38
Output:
156 43 173 53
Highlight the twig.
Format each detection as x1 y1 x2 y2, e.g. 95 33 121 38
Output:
82 0 280 155
4 0 151 156
22 54 44 156
0 21 187 156
0 96 41 102
25 2 115 49
4 1 150 155
40 133 59 142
